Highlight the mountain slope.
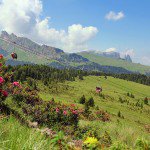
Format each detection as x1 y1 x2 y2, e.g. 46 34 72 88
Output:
0 31 149 74
0 31 133 74
79 51 150 74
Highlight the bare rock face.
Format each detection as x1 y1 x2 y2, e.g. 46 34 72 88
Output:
0 31 64 59
124 54 132 63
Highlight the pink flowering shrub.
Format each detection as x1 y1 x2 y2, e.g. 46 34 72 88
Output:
0 55 9 101
0 54 22 102
0 54 80 128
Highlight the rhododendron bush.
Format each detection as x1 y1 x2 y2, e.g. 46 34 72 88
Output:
0 54 80 128
0 54 21 102
0 54 10 101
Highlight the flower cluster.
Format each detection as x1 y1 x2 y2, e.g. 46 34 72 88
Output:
83 137 99 149
0 54 21 101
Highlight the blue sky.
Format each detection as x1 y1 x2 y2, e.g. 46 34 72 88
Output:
0 0 149 65
42 0 150 65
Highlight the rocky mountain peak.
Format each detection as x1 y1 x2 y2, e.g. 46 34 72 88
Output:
124 54 132 63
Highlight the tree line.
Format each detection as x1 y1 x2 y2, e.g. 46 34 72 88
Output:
7 64 150 86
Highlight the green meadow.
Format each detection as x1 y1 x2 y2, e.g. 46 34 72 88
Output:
1 76 150 149
38 76 150 147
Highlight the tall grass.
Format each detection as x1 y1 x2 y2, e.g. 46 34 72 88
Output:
0 116 52 150
79 120 150 148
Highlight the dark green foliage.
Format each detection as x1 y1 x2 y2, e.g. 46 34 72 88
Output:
79 74 84 80
12 64 150 87
79 95 86 104
144 97 148 105
13 65 102 85
84 102 90 117
131 93 135 98
127 92 135 98
112 73 150 86
119 97 127 103
95 105 99 110
118 111 121 118
117 111 124 119
136 100 143 109
100 131 112 147
119 97 123 103
99 93 105 99
27 78 37 90
12 94 25 105
87 97 95 107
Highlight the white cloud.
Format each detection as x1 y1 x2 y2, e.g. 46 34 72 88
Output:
125 49 135 57
105 11 125 21
0 0 98 52
105 47 116 52
140 56 150 66
120 49 135 58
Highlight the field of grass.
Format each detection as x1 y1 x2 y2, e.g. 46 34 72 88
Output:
0 116 52 150
39 76 150 147
1 76 150 149
79 52 150 74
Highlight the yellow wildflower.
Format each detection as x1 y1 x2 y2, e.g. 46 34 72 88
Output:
84 137 98 146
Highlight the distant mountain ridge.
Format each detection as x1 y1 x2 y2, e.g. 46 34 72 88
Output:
0 31 149 74
0 31 64 60
79 51 150 74
86 50 132 62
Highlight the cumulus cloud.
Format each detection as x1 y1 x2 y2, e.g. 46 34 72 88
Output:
0 0 98 52
125 49 135 57
105 47 116 52
120 49 135 58
105 11 124 21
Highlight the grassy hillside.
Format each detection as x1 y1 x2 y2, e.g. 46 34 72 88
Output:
1 76 150 149
39 76 150 147
79 52 150 74
0 38 50 64
0 116 53 150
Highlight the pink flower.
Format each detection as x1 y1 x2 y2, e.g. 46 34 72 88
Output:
70 104 76 107
72 110 78 115
0 77 5 84
1 90 8 97
63 110 67 115
13 82 21 88
0 63 2 67
0 54 3 59
56 108 59 113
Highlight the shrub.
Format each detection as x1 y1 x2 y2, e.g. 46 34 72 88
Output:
110 142 128 150
119 97 124 103
79 95 86 104
87 97 95 107
84 102 90 118
95 110 110 122
100 131 112 147
118 111 121 118
135 138 150 150
79 74 84 80
144 97 148 105
99 93 105 99
127 92 135 98
136 100 143 109
131 93 135 98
